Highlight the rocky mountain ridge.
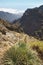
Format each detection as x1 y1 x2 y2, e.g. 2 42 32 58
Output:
13 5 43 40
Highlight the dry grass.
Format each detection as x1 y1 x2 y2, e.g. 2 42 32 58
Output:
3 43 42 65
0 31 43 65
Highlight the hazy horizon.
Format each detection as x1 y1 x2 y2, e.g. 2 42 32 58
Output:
0 0 43 11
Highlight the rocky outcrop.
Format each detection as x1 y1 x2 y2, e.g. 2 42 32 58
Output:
18 5 43 40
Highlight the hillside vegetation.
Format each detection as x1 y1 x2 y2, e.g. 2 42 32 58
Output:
3 43 42 65
0 30 43 65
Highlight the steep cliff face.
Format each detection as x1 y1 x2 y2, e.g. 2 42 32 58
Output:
18 5 43 40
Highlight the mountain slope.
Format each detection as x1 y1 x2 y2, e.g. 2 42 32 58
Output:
0 15 43 65
14 5 43 40
0 11 23 22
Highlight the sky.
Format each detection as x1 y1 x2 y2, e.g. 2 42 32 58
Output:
0 0 43 10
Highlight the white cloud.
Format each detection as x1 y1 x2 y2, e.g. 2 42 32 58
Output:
0 8 24 14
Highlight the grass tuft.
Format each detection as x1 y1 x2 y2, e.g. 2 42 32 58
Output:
3 42 42 65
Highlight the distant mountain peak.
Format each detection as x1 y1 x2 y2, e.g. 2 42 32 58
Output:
0 8 24 22
39 5 43 9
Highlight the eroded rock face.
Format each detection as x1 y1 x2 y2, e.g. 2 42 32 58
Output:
18 5 43 40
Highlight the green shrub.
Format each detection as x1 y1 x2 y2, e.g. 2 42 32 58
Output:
3 43 42 65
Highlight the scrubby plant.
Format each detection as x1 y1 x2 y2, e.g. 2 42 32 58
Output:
3 42 42 65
